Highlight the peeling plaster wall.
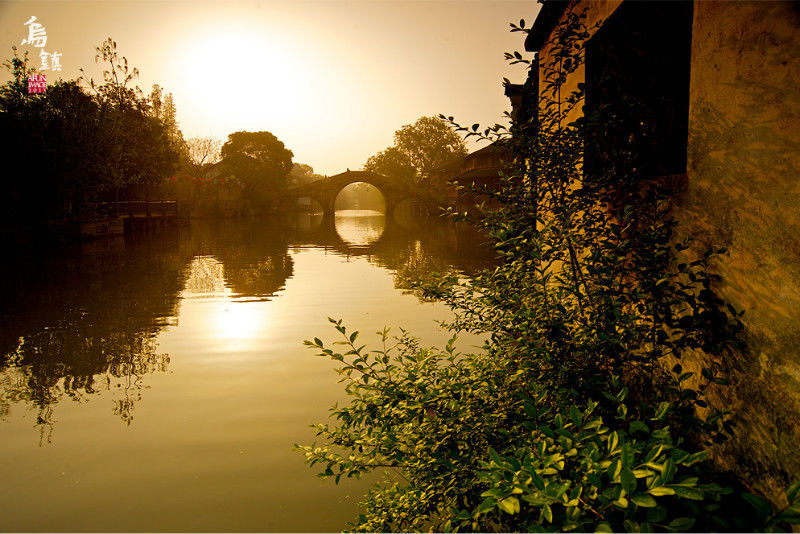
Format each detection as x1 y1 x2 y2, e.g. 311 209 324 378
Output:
679 1 800 498
534 0 800 499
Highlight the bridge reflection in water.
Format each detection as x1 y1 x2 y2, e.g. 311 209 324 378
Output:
292 209 492 275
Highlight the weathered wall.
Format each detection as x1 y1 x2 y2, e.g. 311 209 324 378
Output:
533 0 800 500
679 0 800 498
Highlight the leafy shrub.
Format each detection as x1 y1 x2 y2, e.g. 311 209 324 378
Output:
299 323 799 532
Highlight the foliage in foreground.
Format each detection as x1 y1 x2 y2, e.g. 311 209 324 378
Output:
298 7 800 533
299 323 800 532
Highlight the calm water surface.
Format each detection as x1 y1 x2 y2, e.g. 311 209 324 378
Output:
0 212 493 532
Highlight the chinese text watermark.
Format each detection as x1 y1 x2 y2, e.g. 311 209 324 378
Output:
21 16 62 72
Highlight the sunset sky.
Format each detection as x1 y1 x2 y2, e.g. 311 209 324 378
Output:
0 1 538 175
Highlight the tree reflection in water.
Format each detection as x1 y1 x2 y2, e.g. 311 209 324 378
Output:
0 213 493 442
0 235 186 437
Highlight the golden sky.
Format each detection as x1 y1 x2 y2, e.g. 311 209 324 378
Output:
0 1 538 175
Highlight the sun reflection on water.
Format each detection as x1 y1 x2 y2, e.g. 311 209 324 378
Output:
213 300 265 341
180 256 272 351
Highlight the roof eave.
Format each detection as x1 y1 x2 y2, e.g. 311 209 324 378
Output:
524 0 571 52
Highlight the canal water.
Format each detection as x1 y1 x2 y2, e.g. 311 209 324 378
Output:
0 212 493 532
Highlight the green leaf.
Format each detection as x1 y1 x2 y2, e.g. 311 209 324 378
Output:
530 469 546 490
662 459 677 483
671 486 703 500
608 431 619 453
646 506 667 524
541 503 553 523
488 447 503 466
741 492 773 517
631 493 657 507
608 459 622 482
621 442 634 469
668 517 696 531
594 521 613 533
570 404 582 426
498 496 520 515
648 486 675 496
786 480 800 504
630 420 650 434
776 504 800 522
621 468 636 494
684 451 709 466
475 498 496 516
654 402 671 420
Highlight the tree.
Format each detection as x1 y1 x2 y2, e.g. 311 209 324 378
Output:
1 49 106 217
81 38 143 111
42 81 105 208
363 146 416 184
81 38 178 200
0 40 179 222
150 84 189 173
289 163 325 186
0 46 36 112
364 116 467 183
394 116 467 179
186 136 221 173
219 131 294 199
0 48 48 217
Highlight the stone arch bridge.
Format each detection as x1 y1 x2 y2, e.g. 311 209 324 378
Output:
283 170 440 217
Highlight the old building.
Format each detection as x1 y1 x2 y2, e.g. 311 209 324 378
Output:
519 0 800 499
429 141 512 212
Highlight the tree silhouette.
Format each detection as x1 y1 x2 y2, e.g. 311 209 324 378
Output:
365 116 467 183
364 145 416 184
219 130 294 200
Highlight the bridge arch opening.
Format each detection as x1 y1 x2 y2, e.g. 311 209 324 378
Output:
333 182 386 214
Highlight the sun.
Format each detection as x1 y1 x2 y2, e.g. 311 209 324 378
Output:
178 27 305 127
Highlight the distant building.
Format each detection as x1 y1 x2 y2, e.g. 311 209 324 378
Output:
517 0 800 500
430 141 512 211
